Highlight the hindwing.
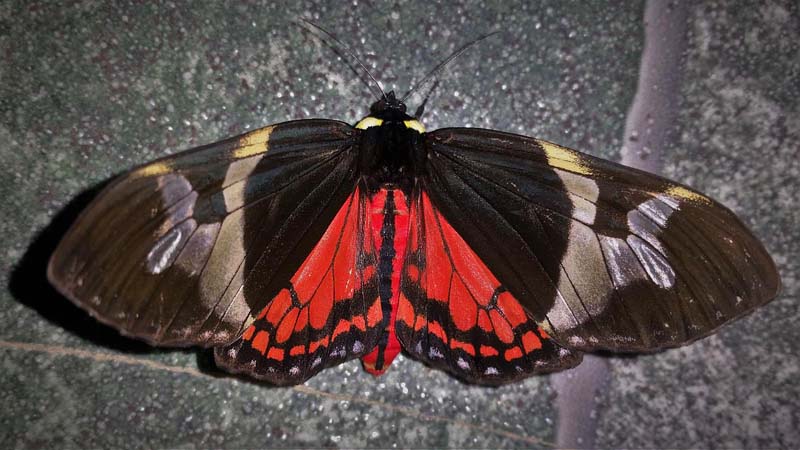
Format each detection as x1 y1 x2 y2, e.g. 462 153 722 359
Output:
397 190 582 384
214 187 383 384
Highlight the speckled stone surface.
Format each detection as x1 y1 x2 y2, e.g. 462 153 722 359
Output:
1 1 797 448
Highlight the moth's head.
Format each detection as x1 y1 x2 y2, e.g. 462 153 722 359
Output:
356 90 426 133
369 91 409 119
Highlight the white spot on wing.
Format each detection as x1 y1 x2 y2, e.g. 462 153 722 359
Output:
457 357 470 370
627 209 669 256
157 173 194 205
627 235 676 289
484 367 499 375
599 236 642 287
146 219 197 274
657 193 680 209
428 346 443 359
636 195 678 228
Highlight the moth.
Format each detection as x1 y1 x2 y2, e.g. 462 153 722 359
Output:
49 40 780 386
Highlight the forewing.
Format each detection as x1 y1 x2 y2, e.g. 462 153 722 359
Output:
214 187 383 385
48 119 361 347
397 190 582 385
422 127 780 352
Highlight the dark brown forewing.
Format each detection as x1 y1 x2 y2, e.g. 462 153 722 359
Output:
423 127 780 352
48 119 360 347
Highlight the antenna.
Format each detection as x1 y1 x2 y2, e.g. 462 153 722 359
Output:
413 78 440 118
402 31 500 103
298 18 386 100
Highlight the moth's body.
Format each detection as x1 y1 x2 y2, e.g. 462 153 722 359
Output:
48 88 779 385
358 92 424 195
363 187 408 373
343 92 423 373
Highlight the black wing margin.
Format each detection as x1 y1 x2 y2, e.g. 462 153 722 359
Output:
422 127 780 352
48 119 361 348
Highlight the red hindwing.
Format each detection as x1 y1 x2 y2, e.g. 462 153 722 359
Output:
396 191 582 384
214 187 383 385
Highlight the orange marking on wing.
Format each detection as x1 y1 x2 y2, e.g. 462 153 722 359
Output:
294 306 309 331
522 330 542 353
291 197 350 302
309 336 329 353
397 293 415 327
308 287 333 330
251 330 269 354
450 339 476 356
333 197 359 301
440 219 496 305
421 192 502 311
362 265 376 282
497 291 528 328
449 276 477 331
310 272 334 329
421 196 453 302
242 325 256 341
316 271 334 306
408 236 419 266
477 309 493 332
406 264 420 283
414 314 427 331
371 188 388 205
408 195 420 251
479 345 499 357
504 346 523 361
275 308 300 343
290 345 306 356
489 309 514 344
266 289 291 325
290 188 373 313
538 327 550 340
267 347 284 361
332 319 351 340
367 298 382 327
352 315 366 331
369 189 387 250
427 320 448 343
